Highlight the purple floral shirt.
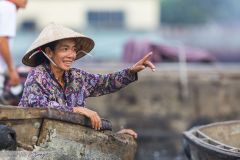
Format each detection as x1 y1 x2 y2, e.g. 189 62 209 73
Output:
19 63 137 112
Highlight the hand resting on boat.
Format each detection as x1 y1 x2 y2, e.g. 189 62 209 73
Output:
73 107 102 131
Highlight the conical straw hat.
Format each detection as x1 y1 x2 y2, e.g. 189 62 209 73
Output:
22 23 95 67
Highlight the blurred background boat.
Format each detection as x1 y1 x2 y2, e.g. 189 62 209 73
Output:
184 121 240 160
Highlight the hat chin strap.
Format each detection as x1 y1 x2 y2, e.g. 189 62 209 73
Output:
41 50 58 67
29 50 58 67
79 50 93 57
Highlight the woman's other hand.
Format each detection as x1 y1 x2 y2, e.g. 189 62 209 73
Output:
117 129 138 139
73 107 102 130
130 52 156 73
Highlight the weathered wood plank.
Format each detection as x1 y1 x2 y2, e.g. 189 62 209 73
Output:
38 119 137 160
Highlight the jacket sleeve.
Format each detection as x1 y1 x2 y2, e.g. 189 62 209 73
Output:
81 68 138 97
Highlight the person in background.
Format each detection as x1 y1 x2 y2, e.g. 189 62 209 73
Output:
0 0 27 87
19 23 155 138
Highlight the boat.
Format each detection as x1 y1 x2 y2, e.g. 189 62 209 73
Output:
183 120 240 160
0 105 137 160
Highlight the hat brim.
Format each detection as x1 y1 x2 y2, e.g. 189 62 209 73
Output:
22 36 94 67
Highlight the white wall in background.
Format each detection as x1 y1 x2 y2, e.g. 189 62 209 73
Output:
17 0 160 31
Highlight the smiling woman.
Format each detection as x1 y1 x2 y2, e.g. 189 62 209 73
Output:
18 23 155 138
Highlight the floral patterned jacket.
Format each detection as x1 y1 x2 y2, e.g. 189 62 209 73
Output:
18 63 137 112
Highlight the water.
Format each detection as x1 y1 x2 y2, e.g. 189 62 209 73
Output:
136 133 188 160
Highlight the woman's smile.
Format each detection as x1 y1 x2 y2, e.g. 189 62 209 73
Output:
63 60 73 67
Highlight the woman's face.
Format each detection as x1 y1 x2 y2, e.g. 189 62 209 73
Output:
47 38 77 71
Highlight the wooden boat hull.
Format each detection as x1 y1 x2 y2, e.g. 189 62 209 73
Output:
183 121 240 160
0 105 137 159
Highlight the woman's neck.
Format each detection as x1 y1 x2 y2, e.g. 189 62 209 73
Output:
49 64 64 81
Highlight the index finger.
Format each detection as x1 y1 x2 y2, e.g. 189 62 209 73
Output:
140 52 153 62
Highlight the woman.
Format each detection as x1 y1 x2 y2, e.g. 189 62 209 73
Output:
19 24 155 137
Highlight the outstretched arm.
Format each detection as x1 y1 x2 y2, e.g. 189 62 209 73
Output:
81 69 137 97
82 52 155 97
